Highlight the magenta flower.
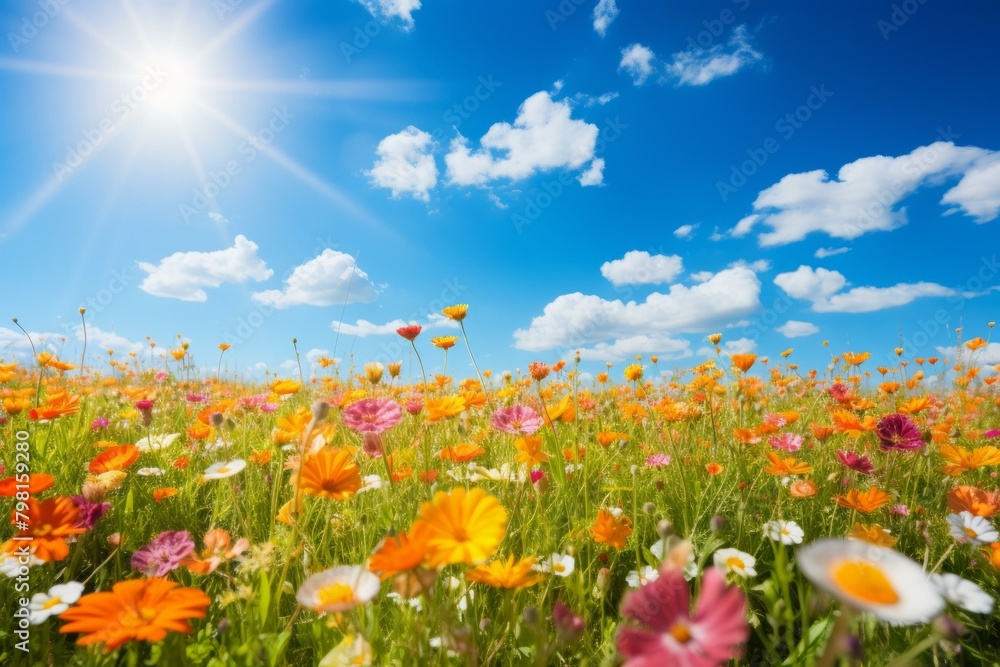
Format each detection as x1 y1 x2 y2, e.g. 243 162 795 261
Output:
645 453 672 468
552 602 586 644
342 398 402 434
90 417 109 430
135 399 155 411
984 429 1000 439
491 405 543 435
876 414 924 451
762 413 788 429
836 450 875 476
405 399 423 415
186 393 207 403
530 469 545 484
617 567 748 666
768 433 803 452
261 402 279 413
71 496 110 530
131 530 195 577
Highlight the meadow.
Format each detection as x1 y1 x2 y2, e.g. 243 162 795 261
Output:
1 307 999 666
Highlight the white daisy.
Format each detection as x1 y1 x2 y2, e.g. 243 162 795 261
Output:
626 565 660 588
28 581 85 624
203 459 247 480
797 538 944 625
296 565 380 613
0 551 43 578
714 548 757 578
930 572 994 614
137 467 165 476
946 512 998 546
764 520 805 545
357 475 384 493
135 432 180 452
533 553 575 577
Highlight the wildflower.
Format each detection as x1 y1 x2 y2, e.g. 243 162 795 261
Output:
847 523 896 548
796 538 944 624
297 566 381 614
528 361 550 381
424 395 467 422
270 379 301 395
763 452 812 476
534 553 575 577
552 602 586 644
203 459 246 481
713 548 757 577
705 462 724 475
437 442 486 463
88 445 140 474
298 448 362 500
768 433 803 452
29 581 85 625
135 433 181 453
137 467 165 477
131 530 196 576
837 450 875 476
730 353 757 373
441 304 469 321
343 398 402 434
491 405 543 435
626 566 659 588
835 487 891 514
876 414 924 451
645 453 671 468
707 333 723 345
946 512 999 545
2 496 84 562
431 336 459 350
514 436 549 466
369 526 431 580
59 577 210 649
182 529 249 575
70 496 110 530
0 472 55 496
930 573 994 614
623 364 644 382
947 486 1000 517
763 520 804 545
590 509 633 550
396 324 422 340
412 488 507 567
153 488 179 503
363 362 384 384
29 392 80 420
467 555 543 588
617 567 748 666
939 444 1000 476
319 634 374 666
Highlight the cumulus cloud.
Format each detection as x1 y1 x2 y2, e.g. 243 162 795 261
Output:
666 25 763 86
444 91 602 187
619 43 657 85
514 266 761 352
697 337 756 357
776 320 820 338
355 0 421 30
77 325 144 354
576 334 691 363
331 313 458 338
732 142 1000 246
252 250 377 309
774 265 978 313
673 223 699 239
938 343 1000 366
366 126 438 202
138 235 273 302
593 0 619 37
600 251 684 287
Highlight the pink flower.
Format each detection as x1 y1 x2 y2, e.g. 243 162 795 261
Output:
362 432 385 458
131 530 195 577
890 504 910 516
135 399 155 411
491 405 543 435
552 602 585 644
768 433 803 452
837 450 875 476
828 383 853 402
154 371 168 382
984 429 1000 439
342 398 402 434
530 469 545 484
405 399 423 415
90 417 109 430
617 567 748 666
645 453 671 468
186 393 207 403
261 402 279 413
762 413 788 429
876 414 924 451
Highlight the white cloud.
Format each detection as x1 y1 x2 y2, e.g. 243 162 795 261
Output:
138 235 273 302
776 320 820 338
77 325 144 354
332 313 458 338
619 43 656 85
356 0 421 30
732 142 999 246
673 223 699 239
578 158 605 186
444 91 602 187
573 91 619 107
666 25 763 86
690 259 769 284
514 266 761 352
576 334 691 363
697 337 756 357
774 265 975 313
593 0 619 37
252 250 377 309
600 251 684 287
0 327 63 356
814 247 850 259
208 212 229 224
689 270 714 283
938 343 1000 366
366 126 438 202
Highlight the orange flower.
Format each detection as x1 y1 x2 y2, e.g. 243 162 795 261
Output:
2 396 30 414
297 448 362 500
705 462 724 475
3 496 85 562
940 444 1000 476
590 509 632 550
596 431 629 447
730 353 758 373
790 479 819 497
947 485 1000 517
0 472 55 497
763 452 813 476
29 392 80 420
437 442 486 463
441 304 469 322
514 436 548 465
269 379 301 396
172 456 190 469
985 542 1000 571
88 445 140 474
59 577 210 650
841 351 871 366
547 395 576 422
218 343 231 351
835 487 890 514
187 422 212 440
425 395 467 422
412 487 507 567
249 449 272 465
965 337 988 351
898 396 932 415
369 526 431 580
153 487 179 502
466 555 543 589
847 523 897 547
431 336 459 350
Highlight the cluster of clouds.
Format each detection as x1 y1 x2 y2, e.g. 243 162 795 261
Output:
619 26 764 87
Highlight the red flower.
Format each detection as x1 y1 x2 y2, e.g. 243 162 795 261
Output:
837 450 875 476
396 325 422 341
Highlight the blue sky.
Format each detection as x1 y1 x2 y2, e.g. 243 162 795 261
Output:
1 0 999 382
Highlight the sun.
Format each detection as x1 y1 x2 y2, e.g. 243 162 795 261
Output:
144 53 197 118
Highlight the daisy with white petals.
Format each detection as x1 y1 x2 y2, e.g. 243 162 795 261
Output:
296 565 381 614
28 581 85 624
763 520 805 545
713 548 757 578
930 573 994 614
203 459 247 481
946 512 998 546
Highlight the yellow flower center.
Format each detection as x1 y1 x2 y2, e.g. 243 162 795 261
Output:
964 527 979 539
670 622 693 644
318 582 356 607
139 607 158 621
35 523 53 537
726 557 745 570
832 560 899 604
42 596 62 610
553 563 566 573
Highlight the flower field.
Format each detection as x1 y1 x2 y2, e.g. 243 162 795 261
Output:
2 311 1000 666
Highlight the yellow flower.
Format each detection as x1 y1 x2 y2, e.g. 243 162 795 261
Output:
513 436 548 465
441 304 469 322
623 364 644 382
431 336 459 350
425 395 467 422
270 379 302 396
466 555 543 588
847 523 897 548
412 488 507 567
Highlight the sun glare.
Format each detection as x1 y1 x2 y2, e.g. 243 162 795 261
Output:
144 54 197 117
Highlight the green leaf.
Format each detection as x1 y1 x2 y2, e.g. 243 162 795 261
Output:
782 617 834 666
